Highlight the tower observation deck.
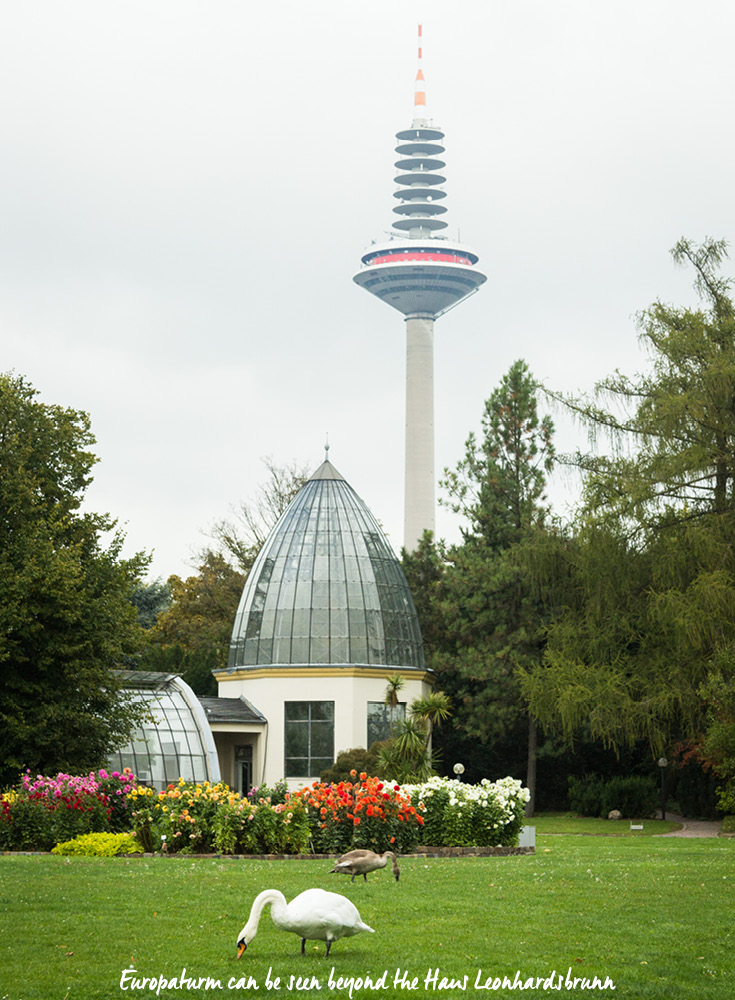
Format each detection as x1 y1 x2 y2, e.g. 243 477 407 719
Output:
353 25 486 551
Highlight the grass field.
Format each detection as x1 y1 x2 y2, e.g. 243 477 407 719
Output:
528 814 682 837
1 835 733 1000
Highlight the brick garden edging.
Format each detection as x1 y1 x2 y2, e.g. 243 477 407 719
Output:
4 846 535 858
413 845 534 856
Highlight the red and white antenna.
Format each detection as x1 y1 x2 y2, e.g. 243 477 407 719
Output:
413 24 427 122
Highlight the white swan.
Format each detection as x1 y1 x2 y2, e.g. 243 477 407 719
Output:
329 849 400 883
236 888 374 958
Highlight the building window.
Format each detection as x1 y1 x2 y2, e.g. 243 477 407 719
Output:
367 701 406 747
284 701 334 778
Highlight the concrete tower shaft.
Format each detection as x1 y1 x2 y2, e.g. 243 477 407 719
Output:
353 25 486 551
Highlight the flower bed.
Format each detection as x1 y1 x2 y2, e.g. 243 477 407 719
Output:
2 769 529 855
403 775 529 848
295 771 424 854
128 780 310 855
0 769 137 852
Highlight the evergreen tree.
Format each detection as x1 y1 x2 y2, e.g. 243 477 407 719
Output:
401 531 446 660
434 360 556 813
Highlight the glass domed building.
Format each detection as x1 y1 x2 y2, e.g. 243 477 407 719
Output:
212 458 431 790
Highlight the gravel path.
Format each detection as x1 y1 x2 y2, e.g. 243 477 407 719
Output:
655 812 724 838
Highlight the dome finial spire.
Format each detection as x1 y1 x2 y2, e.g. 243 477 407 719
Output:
324 433 330 461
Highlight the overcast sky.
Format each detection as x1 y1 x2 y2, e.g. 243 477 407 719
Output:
3 1 735 581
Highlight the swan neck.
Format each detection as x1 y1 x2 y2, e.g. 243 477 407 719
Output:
246 890 287 936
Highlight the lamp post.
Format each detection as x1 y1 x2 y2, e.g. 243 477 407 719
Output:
453 763 465 782
658 757 668 821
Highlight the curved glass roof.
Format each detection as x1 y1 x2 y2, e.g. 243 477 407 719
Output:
109 671 221 789
227 460 425 670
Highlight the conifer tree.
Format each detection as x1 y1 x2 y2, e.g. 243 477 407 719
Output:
523 239 735 758
435 360 556 813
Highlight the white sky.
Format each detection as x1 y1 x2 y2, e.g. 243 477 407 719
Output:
3 0 734 581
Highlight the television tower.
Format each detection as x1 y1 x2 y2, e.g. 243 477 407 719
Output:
354 25 486 552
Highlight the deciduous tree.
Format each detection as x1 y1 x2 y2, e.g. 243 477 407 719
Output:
0 373 148 785
207 456 309 573
142 550 245 695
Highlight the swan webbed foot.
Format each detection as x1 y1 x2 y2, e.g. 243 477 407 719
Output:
301 938 306 955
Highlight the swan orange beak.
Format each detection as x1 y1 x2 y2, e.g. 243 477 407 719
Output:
237 943 246 959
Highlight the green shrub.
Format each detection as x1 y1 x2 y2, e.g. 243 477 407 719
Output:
0 797 55 851
319 747 381 785
246 780 289 807
569 773 658 818
51 832 142 857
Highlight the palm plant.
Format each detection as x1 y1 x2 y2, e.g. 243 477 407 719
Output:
384 674 405 737
377 717 434 783
410 692 452 750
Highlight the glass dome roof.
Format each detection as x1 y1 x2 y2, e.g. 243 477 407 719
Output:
227 460 425 670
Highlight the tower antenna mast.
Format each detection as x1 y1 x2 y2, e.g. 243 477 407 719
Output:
353 25 486 551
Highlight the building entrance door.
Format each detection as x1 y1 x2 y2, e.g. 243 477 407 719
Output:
236 745 253 796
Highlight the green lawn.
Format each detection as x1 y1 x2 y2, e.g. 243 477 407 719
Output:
527 813 683 837
1 837 733 999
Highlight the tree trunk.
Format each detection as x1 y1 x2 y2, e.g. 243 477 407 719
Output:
525 715 537 818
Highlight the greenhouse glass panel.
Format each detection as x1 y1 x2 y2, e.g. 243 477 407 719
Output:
226 462 425 671
108 673 220 789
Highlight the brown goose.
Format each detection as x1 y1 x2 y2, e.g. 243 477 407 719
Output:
329 849 400 883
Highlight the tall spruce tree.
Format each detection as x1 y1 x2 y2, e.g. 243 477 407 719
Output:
435 360 556 813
